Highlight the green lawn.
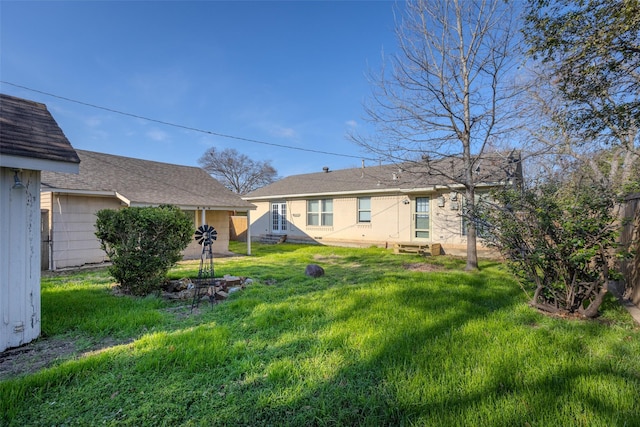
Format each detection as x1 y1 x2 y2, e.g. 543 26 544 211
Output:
2 243 639 426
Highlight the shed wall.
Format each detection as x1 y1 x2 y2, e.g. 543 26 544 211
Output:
0 168 41 351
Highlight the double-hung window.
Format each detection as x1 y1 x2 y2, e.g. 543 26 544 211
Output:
358 197 371 223
307 199 333 226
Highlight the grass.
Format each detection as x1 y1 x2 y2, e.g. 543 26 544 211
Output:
2 242 639 426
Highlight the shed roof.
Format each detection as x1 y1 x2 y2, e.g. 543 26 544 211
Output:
0 93 80 171
244 153 521 200
42 150 255 210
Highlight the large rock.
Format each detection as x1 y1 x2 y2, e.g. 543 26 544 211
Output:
305 264 325 278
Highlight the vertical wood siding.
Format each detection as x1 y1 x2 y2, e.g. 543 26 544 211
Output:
0 168 41 351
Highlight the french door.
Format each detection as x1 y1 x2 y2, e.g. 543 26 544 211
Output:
271 202 287 233
414 197 430 239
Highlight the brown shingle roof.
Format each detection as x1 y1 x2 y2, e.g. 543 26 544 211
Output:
244 154 521 199
42 150 255 210
0 93 80 165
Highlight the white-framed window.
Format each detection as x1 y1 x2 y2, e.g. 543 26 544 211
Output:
307 199 333 226
414 197 430 239
358 197 371 223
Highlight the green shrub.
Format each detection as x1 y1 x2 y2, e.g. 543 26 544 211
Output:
479 182 624 318
95 205 193 296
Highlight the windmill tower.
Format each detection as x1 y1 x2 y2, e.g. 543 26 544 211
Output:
194 224 217 280
192 224 217 311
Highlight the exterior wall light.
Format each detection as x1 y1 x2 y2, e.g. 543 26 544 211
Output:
12 169 24 189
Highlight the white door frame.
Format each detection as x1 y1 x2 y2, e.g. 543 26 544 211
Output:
271 202 287 234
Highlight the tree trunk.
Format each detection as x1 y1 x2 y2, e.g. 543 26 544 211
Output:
466 226 479 270
578 282 608 318
465 185 479 270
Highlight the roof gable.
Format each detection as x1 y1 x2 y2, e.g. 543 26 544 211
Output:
42 150 254 210
0 93 80 171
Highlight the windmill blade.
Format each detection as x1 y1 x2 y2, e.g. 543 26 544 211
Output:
194 224 217 245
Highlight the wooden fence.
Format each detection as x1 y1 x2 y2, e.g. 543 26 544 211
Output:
620 193 640 305
229 215 248 242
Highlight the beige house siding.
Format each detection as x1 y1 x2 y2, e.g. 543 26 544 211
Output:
250 190 490 254
47 193 121 269
41 191 52 212
43 194 233 269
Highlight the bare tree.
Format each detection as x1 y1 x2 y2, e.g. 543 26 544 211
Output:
198 147 278 195
352 0 523 270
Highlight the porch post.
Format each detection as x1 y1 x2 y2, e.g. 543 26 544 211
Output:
246 210 251 256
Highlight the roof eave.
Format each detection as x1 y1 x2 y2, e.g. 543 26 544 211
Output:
1 154 80 173
127 203 257 211
243 187 407 201
244 181 506 201
42 188 118 198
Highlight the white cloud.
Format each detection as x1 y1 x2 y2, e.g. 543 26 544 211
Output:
85 116 102 127
146 128 170 142
269 125 297 139
345 119 358 128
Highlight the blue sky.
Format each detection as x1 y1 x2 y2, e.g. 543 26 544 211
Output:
1 1 401 177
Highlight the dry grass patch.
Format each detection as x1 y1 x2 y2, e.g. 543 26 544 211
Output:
403 262 446 272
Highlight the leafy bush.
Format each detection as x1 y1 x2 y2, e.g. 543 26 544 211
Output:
479 182 624 318
95 205 194 296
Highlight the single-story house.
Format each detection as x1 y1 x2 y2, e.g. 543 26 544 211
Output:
243 154 522 255
0 93 80 351
41 149 256 270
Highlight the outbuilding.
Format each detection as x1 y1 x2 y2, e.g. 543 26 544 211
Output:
41 149 256 270
0 93 80 351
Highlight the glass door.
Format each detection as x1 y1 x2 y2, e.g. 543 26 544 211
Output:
271 202 287 233
414 197 430 239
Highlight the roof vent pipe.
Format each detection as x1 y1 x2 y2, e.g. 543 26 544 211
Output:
323 166 330 173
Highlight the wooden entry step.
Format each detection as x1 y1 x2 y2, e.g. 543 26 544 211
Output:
393 242 442 256
260 234 287 244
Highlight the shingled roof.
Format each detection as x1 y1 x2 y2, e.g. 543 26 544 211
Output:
42 150 255 210
0 93 80 170
244 153 521 200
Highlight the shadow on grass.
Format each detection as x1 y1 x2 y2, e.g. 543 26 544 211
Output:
4 246 639 425
211 265 640 426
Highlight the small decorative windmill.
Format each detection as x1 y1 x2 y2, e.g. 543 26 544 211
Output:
194 224 217 280
191 224 217 311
